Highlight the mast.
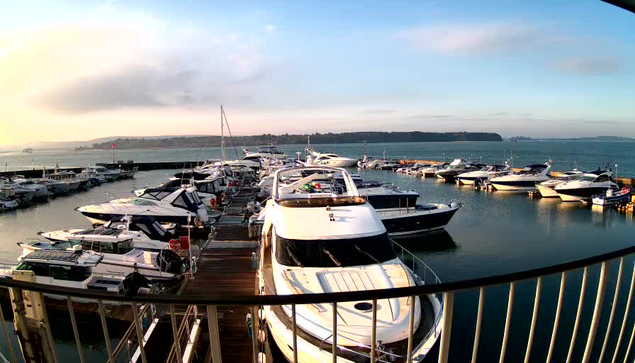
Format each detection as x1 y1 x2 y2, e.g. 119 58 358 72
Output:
221 105 226 163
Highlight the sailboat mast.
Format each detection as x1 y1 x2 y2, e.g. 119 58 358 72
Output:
221 105 226 163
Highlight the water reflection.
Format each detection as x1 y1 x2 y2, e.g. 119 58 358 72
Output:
393 230 458 254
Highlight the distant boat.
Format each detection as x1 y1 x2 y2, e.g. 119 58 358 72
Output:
22 147 33 153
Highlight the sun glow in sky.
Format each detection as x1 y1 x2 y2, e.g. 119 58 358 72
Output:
0 0 633 145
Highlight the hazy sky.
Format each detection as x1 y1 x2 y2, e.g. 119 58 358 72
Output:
0 0 633 145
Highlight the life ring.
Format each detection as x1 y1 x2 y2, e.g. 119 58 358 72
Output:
168 239 180 250
210 198 217 208
622 187 629 194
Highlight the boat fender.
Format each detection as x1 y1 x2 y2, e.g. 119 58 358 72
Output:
169 239 180 250
179 236 190 250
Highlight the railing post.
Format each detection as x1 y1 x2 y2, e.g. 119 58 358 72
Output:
567 266 589 363
169 305 183 363
207 305 222 363
438 291 454 363
0 303 16 363
471 287 485 363
370 299 377 363
406 295 416 363
332 303 337 363
66 297 85 363
611 265 635 363
132 303 148 363
98 300 115 363
499 282 515 363
546 271 567 363
292 304 298 363
582 261 609 363
598 258 624 363
524 277 542 363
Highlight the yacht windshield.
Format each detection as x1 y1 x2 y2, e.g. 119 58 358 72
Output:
275 233 396 267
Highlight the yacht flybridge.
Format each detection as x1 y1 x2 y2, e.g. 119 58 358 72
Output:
76 186 208 225
257 166 443 363
489 163 552 191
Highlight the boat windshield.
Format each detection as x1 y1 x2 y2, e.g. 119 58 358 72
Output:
275 233 396 267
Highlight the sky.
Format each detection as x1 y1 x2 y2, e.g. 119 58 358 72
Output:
0 0 633 145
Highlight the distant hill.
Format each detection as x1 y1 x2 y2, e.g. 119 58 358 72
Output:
78 131 503 150
509 136 635 142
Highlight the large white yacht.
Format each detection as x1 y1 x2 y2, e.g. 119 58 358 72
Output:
536 169 584 197
258 166 443 362
37 216 177 251
76 186 208 225
555 171 618 202
489 163 552 191
306 148 358 167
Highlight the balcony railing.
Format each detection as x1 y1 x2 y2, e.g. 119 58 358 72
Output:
0 244 634 362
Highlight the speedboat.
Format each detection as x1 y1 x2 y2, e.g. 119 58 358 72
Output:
0 250 152 302
17 239 187 283
306 148 358 167
11 177 50 199
37 216 178 251
489 163 552 191
258 166 443 363
91 166 121 182
242 145 287 160
536 170 584 197
48 170 81 191
136 177 225 209
76 186 209 225
435 160 480 182
457 164 511 185
555 171 618 202
420 163 449 178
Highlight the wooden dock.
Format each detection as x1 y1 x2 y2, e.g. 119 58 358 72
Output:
179 183 259 363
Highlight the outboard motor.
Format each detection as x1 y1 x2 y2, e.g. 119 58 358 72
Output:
121 271 152 296
156 250 186 274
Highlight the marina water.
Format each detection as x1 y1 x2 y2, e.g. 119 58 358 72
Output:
0 142 634 361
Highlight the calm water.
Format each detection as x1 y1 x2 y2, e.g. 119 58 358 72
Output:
0 144 634 361
2 140 635 176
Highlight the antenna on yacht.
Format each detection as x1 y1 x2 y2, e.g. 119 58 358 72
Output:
220 106 226 163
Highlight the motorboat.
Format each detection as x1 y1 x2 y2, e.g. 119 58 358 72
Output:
0 181 35 203
555 171 619 202
420 163 449 178
35 177 70 195
37 216 178 251
456 164 511 185
136 177 226 209
489 163 552 191
121 167 138 179
76 186 209 225
536 170 584 197
48 170 81 191
593 187 632 207
0 198 19 211
306 148 358 167
17 238 187 283
0 250 152 302
242 145 287 160
434 159 473 181
10 177 50 199
91 166 121 182
258 166 443 363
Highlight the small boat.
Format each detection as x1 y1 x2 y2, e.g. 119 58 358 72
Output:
242 145 287 160
259 165 443 363
436 160 481 182
555 171 619 202
91 166 121 182
489 163 552 191
0 250 152 303
420 163 449 178
12 177 51 199
0 198 19 211
592 187 632 207
536 170 584 197
76 186 209 225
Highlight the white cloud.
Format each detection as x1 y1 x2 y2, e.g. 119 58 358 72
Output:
556 57 623 75
400 22 561 55
265 24 275 33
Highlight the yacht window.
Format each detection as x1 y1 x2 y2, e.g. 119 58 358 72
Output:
130 199 157 206
117 240 134 254
152 222 167 236
594 174 610 182
275 233 396 267
50 265 91 281
16 262 50 276
138 224 152 236
189 192 202 205
82 240 99 252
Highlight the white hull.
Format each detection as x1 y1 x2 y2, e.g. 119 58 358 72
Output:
491 183 538 192
557 193 587 202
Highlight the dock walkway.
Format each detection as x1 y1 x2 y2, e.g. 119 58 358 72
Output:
180 181 259 363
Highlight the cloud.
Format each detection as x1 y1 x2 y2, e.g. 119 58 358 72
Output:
361 109 396 115
400 22 557 55
265 25 275 33
556 57 623 75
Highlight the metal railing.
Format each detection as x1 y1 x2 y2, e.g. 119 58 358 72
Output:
0 245 635 362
